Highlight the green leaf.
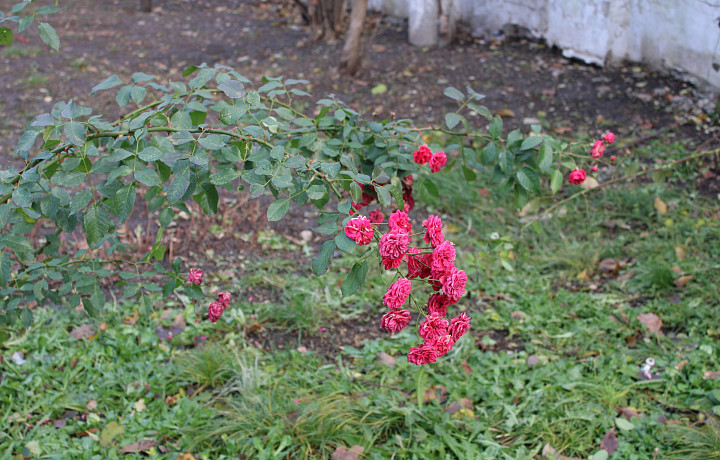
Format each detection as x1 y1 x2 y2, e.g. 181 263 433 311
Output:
550 169 563 194
218 80 246 98
0 253 10 286
319 162 341 179
198 134 226 150
520 136 543 151
341 260 368 297
2 234 33 253
70 189 92 213
538 143 553 172
334 232 356 253
166 170 191 203
375 185 391 207
0 27 13 46
114 184 136 224
16 129 40 154
371 83 387 95
468 102 492 120
209 169 241 186
158 207 174 227
615 417 634 431
21 308 33 327
64 122 86 146
12 187 32 208
84 204 110 248
445 113 461 129
219 105 247 124
443 86 464 101
37 22 60 50
270 145 285 160
489 116 503 139
312 240 335 276
516 169 533 191
306 185 326 200
249 183 265 198
91 75 122 94
138 146 163 162
271 174 293 189
131 72 155 84
134 168 161 187
591 450 609 460
267 198 290 221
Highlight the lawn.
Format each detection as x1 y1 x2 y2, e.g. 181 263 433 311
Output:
1 135 719 459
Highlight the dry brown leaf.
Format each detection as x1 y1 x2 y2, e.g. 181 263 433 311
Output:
461 360 472 375
616 269 636 281
670 265 683 275
654 196 668 215
576 269 590 280
332 445 364 460
377 352 395 366
444 401 463 414
70 357 79 369
172 313 186 330
119 439 156 454
581 176 600 190
637 313 662 333
497 108 515 117
617 407 644 420
297 346 308 354
422 385 448 403
675 245 687 261
176 453 195 460
704 371 720 379
598 258 622 275
675 359 689 370
675 275 693 288
601 428 618 455
70 324 95 340
98 322 107 331
72 427 99 437
123 311 139 325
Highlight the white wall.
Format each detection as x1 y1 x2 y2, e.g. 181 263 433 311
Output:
369 0 720 90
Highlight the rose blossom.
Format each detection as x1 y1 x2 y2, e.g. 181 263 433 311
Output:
407 344 439 365
381 309 411 333
428 293 451 317
431 241 456 276
434 334 455 356
383 278 412 309
351 192 374 212
418 313 449 341
568 169 586 185
443 267 467 302
422 215 444 247
603 132 615 144
188 268 203 285
449 312 471 341
369 209 384 224
592 166 598 172
590 139 605 159
378 228 410 267
218 292 231 308
344 216 374 245
388 210 411 233
403 190 415 213
412 145 432 165
429 151 447 173
207 301 224 323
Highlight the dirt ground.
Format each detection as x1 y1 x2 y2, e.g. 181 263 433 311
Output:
2 0 719 355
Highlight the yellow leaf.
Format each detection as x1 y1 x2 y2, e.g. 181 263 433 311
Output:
497 108 515 118
581 176 600 190
134 399 146 413
654 197 667 215
577 269 589 280
675 275 693 288
675 245 687 261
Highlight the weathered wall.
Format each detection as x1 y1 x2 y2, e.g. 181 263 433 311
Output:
368 0 720 90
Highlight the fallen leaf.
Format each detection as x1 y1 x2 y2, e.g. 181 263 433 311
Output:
99 421 124 447
581 176 600 190
123 311 139 325
25 441 41 455
70 357 78 369
333 445 364 460
134 399 146 412
670 265 683 275
675 275 692 288
119 439 156 454
172 313 186 330
422 385 448 404
73 427 99 437
704 371 720 379
370 83 387 95
297 346 308 354
616 269 636 281
577 269 590 280
527 355 540 366
616 407 644 420
377 352 395 366
176 454 195 460
461 360 472 375
675 245 687 260
675 359 689 370
70 324 95 340
87 400 97 411
637 313 662 333
497 108 515 117
654 197 668 215
601 428 618 455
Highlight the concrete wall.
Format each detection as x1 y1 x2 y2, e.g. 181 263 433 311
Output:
368 0 720 90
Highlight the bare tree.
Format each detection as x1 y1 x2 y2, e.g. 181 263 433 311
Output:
294 0 348 40
139 0 152 13
338 0 368 76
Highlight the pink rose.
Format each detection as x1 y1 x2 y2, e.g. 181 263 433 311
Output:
218 292 231 309
378 228 410 261
428 293 451 317
449 312 471 341
568 169 586 185
369 209 384 224
381 255 405 270
422 215 444 247
188 268 203 285
344 216 374 245
388 210 411 233
381 309 411 333
434 334 455 356
429 151 447 173
418 313 449 341
603 132 615 144
442 267 467 302
412 145 432 165
592 166 598 172
407 344 439 365
207 301 224 323
430 240 455 277
383 278 412 309
590 139 605 159
406 247 426 279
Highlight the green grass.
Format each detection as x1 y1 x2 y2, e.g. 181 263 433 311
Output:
1 135 719 458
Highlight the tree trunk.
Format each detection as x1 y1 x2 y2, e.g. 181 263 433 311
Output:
338 0 368 76
139 0 152 13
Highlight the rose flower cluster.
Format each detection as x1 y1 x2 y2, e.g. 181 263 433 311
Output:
187 268 232 323
568 132 615 185
344 209 470 365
